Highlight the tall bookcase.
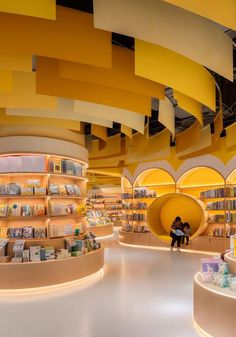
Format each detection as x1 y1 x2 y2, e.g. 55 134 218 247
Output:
0 154 87 243
121 169 175 233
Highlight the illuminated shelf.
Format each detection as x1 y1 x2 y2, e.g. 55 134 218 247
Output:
0 195 47 199
0 216 48 220
49 195 83 199
50 214 85 218
49 173 87 181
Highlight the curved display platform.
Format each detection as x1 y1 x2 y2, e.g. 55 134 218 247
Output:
194 272 236 337
0 247 104 289
118 230 229 253
225 252 236 274
118 230 167 247
88 224 113 238
147 193 208 243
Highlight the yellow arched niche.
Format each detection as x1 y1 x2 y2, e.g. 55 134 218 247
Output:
147 193 208 242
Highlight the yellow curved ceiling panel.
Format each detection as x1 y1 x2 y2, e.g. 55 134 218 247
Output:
0 110 81 130
6 98 113 128
59 45 165 98
175 121 201 153
162 0 236 31
158 97 175 135
135 40 216 111
93 0 233 80
0 6 111 68
91 124 107 151
226 122 236 149
73 100 145 134
176 125 212 157
0 0 56 19
89 135 121 159
174 90 203 126
0 70 12 93
121 125 133 140
0 71 57 110
36 56 151 116
0 53 32 72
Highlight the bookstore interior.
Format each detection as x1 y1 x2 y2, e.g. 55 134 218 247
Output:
0 1 235 337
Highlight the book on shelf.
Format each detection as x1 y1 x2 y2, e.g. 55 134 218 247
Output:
34 187 46 196
34 227 47 238
0 227 8 238
0 205 8 217
21 187 34 196
8 203 21 216
22 226 34 238
23 249 30 262
9 228 23 239
30 246 41 261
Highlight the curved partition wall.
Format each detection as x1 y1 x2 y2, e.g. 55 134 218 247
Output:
147 193 208 242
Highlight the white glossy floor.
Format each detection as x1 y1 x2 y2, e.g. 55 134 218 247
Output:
0 233 204 337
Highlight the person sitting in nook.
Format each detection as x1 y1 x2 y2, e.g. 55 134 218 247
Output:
170 216 184 252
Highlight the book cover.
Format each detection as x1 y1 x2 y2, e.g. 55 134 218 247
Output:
34 187 46 196
22 226 34 238
49 184 60 195
30 246 41 261
8 203 21 217
0 227 8 238
21 187 34 196
0 205 7 217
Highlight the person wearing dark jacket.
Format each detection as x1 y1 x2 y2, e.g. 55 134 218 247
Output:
170 216 184 252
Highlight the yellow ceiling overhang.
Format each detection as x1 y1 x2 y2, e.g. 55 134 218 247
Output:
158 97 175 135
162 0 236 31
174 91 203 126
0 0 56 19
135 40 216 111
36 56 151 116
0 6 111 68
121 125 133 140
0 71 57 110
73 100 145 134
93 0 233 80
59 45 165 98
226 122 236 149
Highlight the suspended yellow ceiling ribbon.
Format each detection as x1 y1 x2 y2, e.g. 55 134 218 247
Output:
73 100 145 134
93 0 233 80
0 0 56 19
162 0 236 31
158 97 175 136
0 6 111 68
0 71 57 110
59 45 165 99
36 56 151 117
174 90 203 126
0 53 32 72
0 109 81 131
91 125 107 151
0 70 12 93
6 98 113 128
135 40 216 111
89 134 121 159
121 125 133 140
212 89 223 143
226 122 236 149
176 125 212 158
175 121 201 153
